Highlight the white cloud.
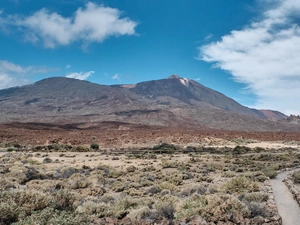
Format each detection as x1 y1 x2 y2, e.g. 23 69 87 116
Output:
0 60 56 89
66 71 94 80
0 2 138 48
112 73 121 81
66 64 71 69
199 0 300 115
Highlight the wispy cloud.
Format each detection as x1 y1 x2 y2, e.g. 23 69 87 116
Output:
112 73 121 81
0 60 57 89
204 33 213 40
199 0 300 115
66 71 94 80
0 2 138 48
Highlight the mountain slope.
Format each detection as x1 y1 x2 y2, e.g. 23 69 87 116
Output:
0 76 297 132
130 75 271 118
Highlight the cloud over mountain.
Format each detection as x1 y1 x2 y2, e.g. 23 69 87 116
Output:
199 0 300 115
0 60 56 89
0 2 138 48
66 71 94 80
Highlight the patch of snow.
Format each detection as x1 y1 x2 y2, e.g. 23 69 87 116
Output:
180 78 189 86
122 84 136 88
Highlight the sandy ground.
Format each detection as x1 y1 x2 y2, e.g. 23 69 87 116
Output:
270 169 300 225
29 152 192 171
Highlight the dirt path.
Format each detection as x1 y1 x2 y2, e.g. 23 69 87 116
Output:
270 169 300 225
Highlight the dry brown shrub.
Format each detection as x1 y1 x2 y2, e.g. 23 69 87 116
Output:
67 173 90 189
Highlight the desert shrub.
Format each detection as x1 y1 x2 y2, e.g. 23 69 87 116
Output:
76 200 107 216
202 194 250 219
178 185 207 197
24 166 45 181
144 173 155 182
27 158 41 165
142 165 156 172
222 171 236 178
0 178 16 191
261 167 277 179
0 200 20 224
257 154 274 161
157 204 175 220
67 173 90 189
26 180 58 191
233 145 251 156
205 163 223 172
189 156 202 163
97 164 120 178
73 146 89 152
144 154 157 159
5 170 28 184
248 171 269 182
107 196 141 219
128 206 151 221
182 171 194 179
139 178 153 187
110 181 127 192
254 147 265 153
12 207 88 225
162 172 185 186
141 204 175 221
241 192 269 203
96 164 112 174
153 143 177 153
90 143 99 150
246 202 271 218
0 190 52 224
222 176 260 194
126 165 136 173
53 190 76 210
161 160 179 168
276 154 290 161
145 186 161 196
176 194 206 220
292 171 300 183
54 166 79 179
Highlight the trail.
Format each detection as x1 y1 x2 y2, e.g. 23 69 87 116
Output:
270 169 300 225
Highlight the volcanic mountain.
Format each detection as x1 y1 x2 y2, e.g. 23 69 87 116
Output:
0 75 296 131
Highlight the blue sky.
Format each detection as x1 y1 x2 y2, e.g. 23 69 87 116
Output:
0 0 300 115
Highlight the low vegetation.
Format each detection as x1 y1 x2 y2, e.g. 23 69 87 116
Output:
0 142 298 224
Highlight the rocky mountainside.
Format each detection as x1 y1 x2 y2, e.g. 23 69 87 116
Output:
0 75 296 132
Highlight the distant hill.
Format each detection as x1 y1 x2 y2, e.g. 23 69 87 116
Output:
0 75 298 132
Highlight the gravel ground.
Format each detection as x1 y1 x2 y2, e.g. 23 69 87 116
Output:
270 169 300 225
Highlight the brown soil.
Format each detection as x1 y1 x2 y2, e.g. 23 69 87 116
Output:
1 122 300 148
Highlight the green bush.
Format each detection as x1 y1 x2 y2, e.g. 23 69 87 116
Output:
242 192 269 203
202 194 250 219
292 171 300 183
90 143 99 150
222 176 260 194
261 167 277 179
232 145 251 156
153 143 177 153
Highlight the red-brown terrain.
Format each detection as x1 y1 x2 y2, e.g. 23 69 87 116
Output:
1 122 300 147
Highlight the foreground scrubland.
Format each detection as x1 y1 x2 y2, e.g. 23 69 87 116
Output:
1 142 300 225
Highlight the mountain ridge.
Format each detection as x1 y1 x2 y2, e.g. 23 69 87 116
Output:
0 75 293 132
